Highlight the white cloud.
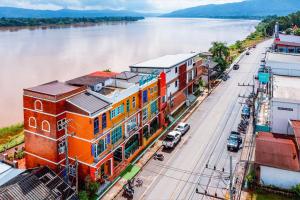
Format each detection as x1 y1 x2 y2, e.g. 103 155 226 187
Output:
0 0 245 12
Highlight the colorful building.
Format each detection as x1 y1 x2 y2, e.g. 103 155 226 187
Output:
130 53 202 115
23 53 203 190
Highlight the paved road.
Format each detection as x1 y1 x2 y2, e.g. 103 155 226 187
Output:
116 40 272 200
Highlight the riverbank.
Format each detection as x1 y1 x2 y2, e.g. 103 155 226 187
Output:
0 17 144 31
0 123 24 153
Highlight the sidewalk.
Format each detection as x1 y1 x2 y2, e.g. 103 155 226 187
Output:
101 90 210 200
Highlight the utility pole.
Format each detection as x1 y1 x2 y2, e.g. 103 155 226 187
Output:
62 119 73 184
75 156 78 195
229 156 233 200
238 79 256 135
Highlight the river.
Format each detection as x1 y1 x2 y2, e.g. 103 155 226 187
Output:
0 17 259 127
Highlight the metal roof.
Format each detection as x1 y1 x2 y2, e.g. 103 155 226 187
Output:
130 53 199 69
25 81 79 96
266 52 300 64
273 75 300 103
0 163 25 186
278 34 300 45
66 75 109 87
255 132 300 171
0 167 77 200
115 71 138 80
67 92 110 115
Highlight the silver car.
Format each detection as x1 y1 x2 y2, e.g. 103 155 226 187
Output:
175 122 190 135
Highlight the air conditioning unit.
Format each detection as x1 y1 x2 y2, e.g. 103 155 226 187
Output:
58 146 65 155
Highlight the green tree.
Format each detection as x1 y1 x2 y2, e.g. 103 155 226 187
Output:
78 191 89 200
235 40 245 52
209 41 230 72
285 28 293 35
294 28 300 36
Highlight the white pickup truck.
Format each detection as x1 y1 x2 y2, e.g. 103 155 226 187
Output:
162 131 181 149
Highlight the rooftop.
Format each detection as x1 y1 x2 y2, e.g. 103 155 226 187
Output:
0 162 25 186
25 81 79 96
255 132 300 171
89 71 119 78
273 75 300 102
291 120 300 150
115 71 138 80
67 92 110 116
275 34 300 46
130 52 199 69
0 167 77 200
266 52 300 65
66 75 109 87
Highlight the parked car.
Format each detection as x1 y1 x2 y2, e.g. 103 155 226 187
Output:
162 131 181 149
175 122 190 135
221 73 230 81
246 51 250 55
227 131 242 152
241 105 250 118
233 64 240 70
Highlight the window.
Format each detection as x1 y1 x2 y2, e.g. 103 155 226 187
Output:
154 86 158 92
142 90 148 103
97 139 106 156
126 100 130 112
42 120 50 132
278 107 293 111
94 117 99 135
151 101 158 114
175 80 178 88
187 59 193 66
112 126 123 144
132 97 136 108
34 100 43 111
175 67 178 73
126 116 137 134
29 117 37 128
111 104 125 119
102 113 107 129
150 87 154 94
57 118 66 131
142 108 148 122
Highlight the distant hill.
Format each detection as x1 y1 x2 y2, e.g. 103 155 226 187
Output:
162 0 300 19
0 7 157 18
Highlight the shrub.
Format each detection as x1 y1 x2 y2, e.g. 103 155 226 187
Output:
78 191 89 200
292 184 300 197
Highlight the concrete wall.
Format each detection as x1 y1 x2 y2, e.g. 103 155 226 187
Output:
260 166 300 189
271 100 300 134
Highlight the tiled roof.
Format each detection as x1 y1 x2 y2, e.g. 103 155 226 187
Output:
291 120 300 150
89 71 119 77
0 167 77 200
255 132 300 171
67 92 110 115
25 81 79 96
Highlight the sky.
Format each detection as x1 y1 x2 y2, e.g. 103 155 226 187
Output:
0 0 244 13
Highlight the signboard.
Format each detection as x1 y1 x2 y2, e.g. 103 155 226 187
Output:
258 72 270 84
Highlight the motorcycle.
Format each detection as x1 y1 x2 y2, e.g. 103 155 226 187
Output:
123 184 134 198
153 153 164 161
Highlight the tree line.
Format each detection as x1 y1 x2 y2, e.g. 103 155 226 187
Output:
208 10 300 73
0 17 144 27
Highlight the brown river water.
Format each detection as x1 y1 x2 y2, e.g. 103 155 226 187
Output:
0 17 259 127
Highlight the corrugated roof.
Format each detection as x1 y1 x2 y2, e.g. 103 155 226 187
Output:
25 81 79 96
0 167 76 200
66 75 108 87
276 34 300 46
255 132 300 171
266 52 300 64
115 71 138 80
67 92 110 115
130 53 199 69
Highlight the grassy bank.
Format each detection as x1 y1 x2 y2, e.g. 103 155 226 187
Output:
247 191 295 200
0 123 24 152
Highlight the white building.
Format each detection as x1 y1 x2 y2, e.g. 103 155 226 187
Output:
266 52 300 77
271 75 300 134
130 53 199 99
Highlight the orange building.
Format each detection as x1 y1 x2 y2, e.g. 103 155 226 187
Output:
24 71 166 188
